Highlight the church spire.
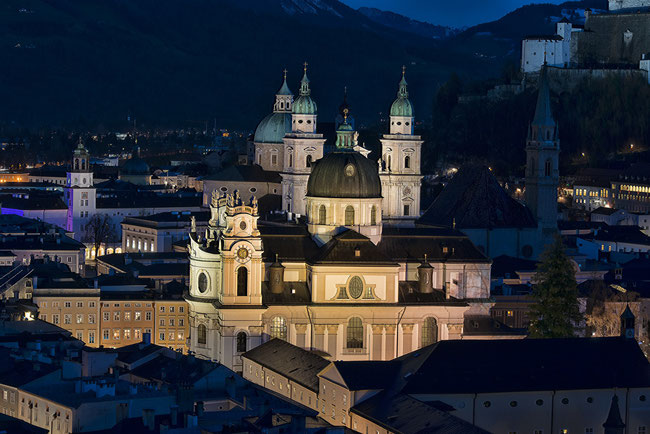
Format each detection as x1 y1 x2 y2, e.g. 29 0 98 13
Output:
276 68 292 96
397 65 409 99
273 69 293 113
532 65 555 128
299 61 311 97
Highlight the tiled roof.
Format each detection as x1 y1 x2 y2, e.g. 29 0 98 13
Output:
419 165 537 229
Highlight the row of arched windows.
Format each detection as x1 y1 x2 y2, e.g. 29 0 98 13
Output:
197 317 437 350
316 205 377 226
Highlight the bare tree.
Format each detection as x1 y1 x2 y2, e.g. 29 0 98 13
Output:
82 214 118 259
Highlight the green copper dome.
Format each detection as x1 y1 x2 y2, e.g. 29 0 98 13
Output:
390 72 413 117
292 66 317 115
254 112 292 144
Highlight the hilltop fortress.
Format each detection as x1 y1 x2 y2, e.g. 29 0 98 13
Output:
521 0 650 80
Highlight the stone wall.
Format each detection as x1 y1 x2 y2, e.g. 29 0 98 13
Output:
574 11 650 65
609 0 650 11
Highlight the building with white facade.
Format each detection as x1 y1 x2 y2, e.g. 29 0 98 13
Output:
521 19 574 73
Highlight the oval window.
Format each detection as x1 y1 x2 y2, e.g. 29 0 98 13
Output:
483 401 491 408
536 399 544 406
249 187 257 193
348 276 363 299
198 272 208 293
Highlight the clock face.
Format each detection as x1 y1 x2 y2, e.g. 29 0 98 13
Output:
237 247 249 261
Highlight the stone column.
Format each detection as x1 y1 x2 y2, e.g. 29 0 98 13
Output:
384 325 396 360
401 323 414 355
371 324 384 360
295 323 308 349
314 324 326 353
447 322 463 340
326 324 339 358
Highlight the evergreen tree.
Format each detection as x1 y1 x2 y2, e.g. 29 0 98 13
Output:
528 235 583 338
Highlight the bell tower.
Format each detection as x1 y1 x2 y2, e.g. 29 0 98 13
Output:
65 138 96 241
281 62 326 215
525 65 559 242
379 67 423 221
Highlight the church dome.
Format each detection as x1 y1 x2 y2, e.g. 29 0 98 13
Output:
390 97 413 117
120 157 150 175
307 151 382 199
292 95 317 115
254 112 292 144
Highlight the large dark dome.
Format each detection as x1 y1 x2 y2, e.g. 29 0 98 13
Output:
120 158 150 176
307 151 382 199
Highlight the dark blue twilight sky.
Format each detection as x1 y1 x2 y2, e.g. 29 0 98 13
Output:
341 0 565 28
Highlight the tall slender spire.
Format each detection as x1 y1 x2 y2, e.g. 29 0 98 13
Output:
397 65 409 99
532 65 555 128
299 61 311 96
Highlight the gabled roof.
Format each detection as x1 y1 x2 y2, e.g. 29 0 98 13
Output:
203 164 281 183
330 360 400 390
419 165 537 229
591 206 621 216
351 393 488 434
309 230 397 266
242 339 329 392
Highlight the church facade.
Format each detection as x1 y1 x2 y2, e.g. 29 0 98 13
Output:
186 68 500 371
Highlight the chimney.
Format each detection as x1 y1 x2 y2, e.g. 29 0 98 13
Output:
269 254 285 294
142 409 155 431
418 254 434 294
170 405 179 427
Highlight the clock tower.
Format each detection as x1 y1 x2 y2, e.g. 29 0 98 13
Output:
65 139 96 242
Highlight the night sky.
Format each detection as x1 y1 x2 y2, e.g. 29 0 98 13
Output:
341 0 566 27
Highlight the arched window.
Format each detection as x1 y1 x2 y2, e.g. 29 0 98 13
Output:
545 159 552 177
404 155 410 169
421 317 438 347
74 159 79 171
270 316 287 341
197 324 207 345
347 317 363 349
319 205 326 225
345 206 355 226
387 155 392 171
306 155 312 167
370 206 377 225
236 331 247 353
237 267 248 296
81 160 86 171
288 153 293 168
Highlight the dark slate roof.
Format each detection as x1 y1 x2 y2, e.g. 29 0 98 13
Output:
259 223 320 262
398 282 467 306
462 316 527 337
96 194 202 210
351 393 488 434
120 157 150 175
116 342 164 364
242 338 330 392
129 353 219 385
491 255 538 279
203 164 281 183
307 150 381 199
592 207 621 216
400 337 650 394
0 359 58 387
378 226 489 263
589 226 650 245
419 165 537 229
309 230 397 266
0 194 67 210
331 360 401 390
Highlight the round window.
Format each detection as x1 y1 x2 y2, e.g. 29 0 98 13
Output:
198 272 208 293
307 120 312 124
483 401 491 408
348 276 363 299
536 399 544 406
397 122 402 126
220 187 228 192
249 187 257 193
641 395 647 402
510 401 517 407
561 398 569 405
345 164 355 177
298 120 303 124
587 397 593 403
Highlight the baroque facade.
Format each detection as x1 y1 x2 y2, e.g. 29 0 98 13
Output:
187 69 498 371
